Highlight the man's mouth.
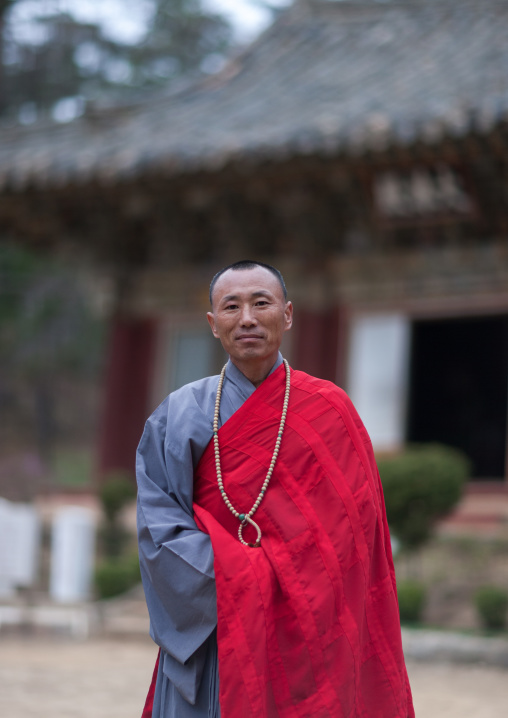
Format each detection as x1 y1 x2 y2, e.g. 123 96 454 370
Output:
236 334 263 341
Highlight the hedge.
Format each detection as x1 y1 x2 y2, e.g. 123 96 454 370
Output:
377 444 470 549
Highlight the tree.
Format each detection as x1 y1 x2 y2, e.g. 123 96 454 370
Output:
0 0 232 122
0 243 105 464
129 0 233 84
0 0 16 115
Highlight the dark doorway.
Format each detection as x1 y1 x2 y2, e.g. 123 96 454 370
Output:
407 315 508 480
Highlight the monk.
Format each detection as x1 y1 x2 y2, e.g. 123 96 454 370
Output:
136 260 414 718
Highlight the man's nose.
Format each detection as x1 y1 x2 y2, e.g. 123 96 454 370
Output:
240 305 257 325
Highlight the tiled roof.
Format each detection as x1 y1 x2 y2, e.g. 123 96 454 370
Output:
1 0 508 189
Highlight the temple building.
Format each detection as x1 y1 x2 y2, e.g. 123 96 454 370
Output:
1 0 508 487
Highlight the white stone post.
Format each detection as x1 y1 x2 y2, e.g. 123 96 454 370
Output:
49 507 96 603
0 499 41 597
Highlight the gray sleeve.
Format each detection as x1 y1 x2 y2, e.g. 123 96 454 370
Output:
136 399 217 705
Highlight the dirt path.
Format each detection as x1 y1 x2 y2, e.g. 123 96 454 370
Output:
0 636 506 717
0 636 156 718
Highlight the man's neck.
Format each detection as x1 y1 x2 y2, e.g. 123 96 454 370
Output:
230 355 280 388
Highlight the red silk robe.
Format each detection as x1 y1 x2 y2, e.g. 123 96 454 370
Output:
141 655 160 718
192 366 414 717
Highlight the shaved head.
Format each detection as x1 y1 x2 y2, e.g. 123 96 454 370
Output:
209 260 287 307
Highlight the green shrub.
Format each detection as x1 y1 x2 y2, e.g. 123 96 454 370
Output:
378 444 470 549
474 586 508 630
98 473 136 557
95 553 141 599
397 580 427 624
99 474 136 523
99 523 132 559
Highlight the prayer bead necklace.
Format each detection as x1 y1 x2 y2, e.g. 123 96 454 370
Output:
213 359 291 548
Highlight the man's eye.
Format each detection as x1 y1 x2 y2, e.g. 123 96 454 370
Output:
225 304 238 310
255 300 268 306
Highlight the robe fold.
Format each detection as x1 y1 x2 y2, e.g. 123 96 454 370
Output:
192 365 414 718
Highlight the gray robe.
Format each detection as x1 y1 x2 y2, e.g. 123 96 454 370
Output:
136 355 283 717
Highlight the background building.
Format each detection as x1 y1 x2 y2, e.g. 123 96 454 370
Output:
1 0 507 486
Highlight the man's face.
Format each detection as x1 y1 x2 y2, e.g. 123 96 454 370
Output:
207 266 293 370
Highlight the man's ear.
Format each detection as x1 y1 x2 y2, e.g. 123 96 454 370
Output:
284 301 293 332
207 311 219 338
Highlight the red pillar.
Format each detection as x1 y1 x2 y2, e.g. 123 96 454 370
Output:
293 306 345 384
97 316 157 481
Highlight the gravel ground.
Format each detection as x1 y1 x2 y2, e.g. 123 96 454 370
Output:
0 636 506 717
